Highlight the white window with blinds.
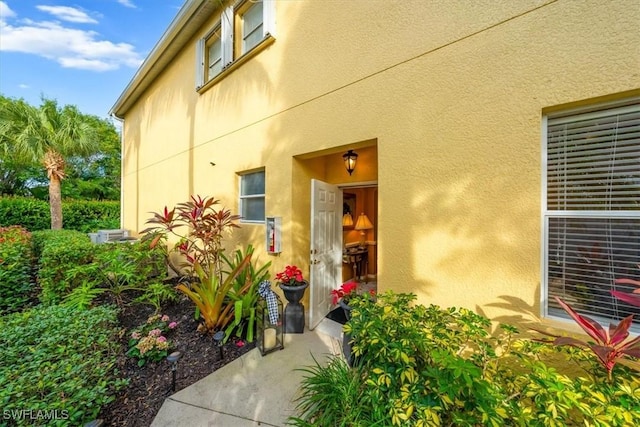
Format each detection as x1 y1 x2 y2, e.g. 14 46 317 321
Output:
543 97 640 328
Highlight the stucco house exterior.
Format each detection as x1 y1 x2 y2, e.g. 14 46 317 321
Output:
111 0 640 332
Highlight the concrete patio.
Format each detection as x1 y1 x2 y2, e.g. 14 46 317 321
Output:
151 318 344 427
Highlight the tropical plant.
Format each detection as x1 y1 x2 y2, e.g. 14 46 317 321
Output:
291 291 640 426
142 195 241 280
538 296 640 380
133 282 180 313
222 245 272 342
612 277 640 307
0 95 100 229
176 254 252 334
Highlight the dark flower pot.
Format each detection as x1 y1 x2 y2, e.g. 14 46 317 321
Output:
279 281 309 333
338 299 355 366
338 298 352 321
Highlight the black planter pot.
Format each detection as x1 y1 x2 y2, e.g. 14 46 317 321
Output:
338 299 352 321
338 299 355 366
279 281 309 333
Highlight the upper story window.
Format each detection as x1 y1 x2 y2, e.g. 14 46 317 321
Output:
239 170 265 223
206 29 222 80
542 97 640 330
240 0 264 53
196 0 275 90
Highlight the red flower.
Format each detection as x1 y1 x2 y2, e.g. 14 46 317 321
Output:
275 265 306 286
330 281 358 305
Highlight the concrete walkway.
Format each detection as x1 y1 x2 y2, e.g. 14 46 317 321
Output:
151 319 344 427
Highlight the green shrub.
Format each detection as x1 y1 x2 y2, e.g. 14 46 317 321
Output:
0 197 49 231
62 199 119 233
36 230 95 304
62 240 169 309
0 196 119 232
35 229 168 307
0 304 128 426
291 292 640 426
0 226 33 314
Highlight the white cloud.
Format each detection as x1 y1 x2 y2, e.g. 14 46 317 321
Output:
0 6 143 72
0 1 16 19
18 83 29 89
36 5 98 24
116 0 136 8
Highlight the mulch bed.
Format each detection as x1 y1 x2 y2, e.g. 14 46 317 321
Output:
98 295 256 427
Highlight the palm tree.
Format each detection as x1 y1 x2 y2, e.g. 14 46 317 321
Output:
0 96 99 229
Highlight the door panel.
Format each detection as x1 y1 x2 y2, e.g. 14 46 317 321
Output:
309 179 342 330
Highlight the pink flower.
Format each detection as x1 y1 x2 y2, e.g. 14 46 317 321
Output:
168 322 178 329
161 315 170 322
236 340 245 347
157 336 167 343
149 328 162 337
131 331 141 340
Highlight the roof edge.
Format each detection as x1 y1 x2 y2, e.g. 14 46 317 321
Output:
109 0 207 119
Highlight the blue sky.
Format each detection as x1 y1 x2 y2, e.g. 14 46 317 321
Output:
0 0 182 119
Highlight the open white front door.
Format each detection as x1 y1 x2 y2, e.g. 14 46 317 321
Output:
308 179 342 330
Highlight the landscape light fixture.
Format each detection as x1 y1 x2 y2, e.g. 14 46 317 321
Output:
343 150 358 175
166 351 182 392
213 330 225 361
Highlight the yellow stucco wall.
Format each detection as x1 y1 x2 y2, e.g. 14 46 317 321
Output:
120 0 640 327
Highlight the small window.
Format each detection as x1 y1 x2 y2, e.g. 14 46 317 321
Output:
240 171 265 222
241 0 264 53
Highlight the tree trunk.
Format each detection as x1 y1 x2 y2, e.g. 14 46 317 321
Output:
49 175 63 229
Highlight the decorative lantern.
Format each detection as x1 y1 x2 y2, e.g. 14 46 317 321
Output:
257 281 284 356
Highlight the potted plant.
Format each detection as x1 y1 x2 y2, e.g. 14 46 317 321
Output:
276 265 309 333
330 281 358 320
276 265 309 304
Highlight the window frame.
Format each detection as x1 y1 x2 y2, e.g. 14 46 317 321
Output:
195 0 275 91
204 25 223 81
239 170 266 224
540 97 640 329
238 0 264 54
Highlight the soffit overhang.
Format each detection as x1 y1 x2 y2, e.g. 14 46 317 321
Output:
110 0 218 118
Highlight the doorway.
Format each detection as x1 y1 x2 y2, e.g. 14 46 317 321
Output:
340 184 378 294
308 179 378 330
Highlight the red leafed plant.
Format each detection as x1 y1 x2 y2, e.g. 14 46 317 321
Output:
141 195 241 280
611 277 640 308
546 296 640 380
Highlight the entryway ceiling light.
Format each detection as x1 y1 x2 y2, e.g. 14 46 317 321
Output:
343 150 358 175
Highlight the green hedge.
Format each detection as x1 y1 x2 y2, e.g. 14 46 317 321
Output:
36 230 95 304
0 196 119 232
62 200 120 233
0 226 33 314
0 304 127 426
